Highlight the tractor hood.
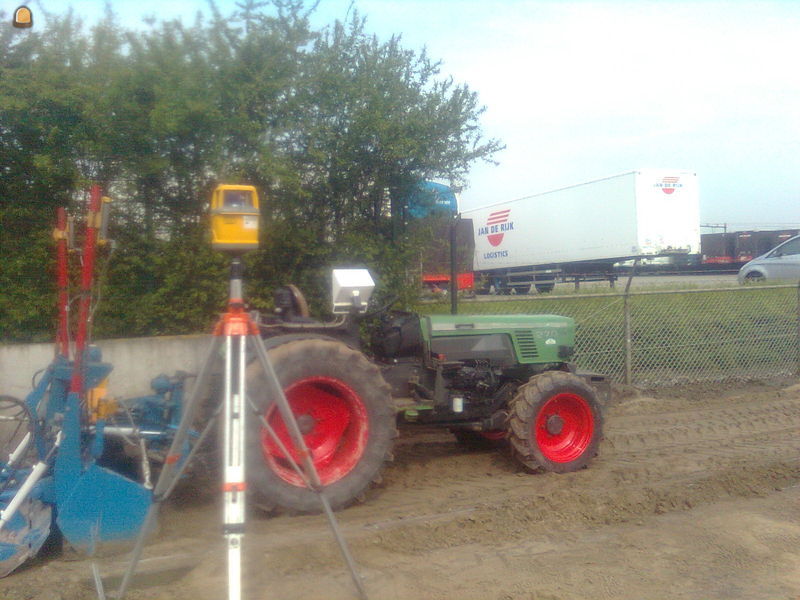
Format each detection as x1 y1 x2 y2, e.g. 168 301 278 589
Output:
422 314 575 365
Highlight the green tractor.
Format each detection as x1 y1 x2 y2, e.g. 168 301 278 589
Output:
246 270 607 513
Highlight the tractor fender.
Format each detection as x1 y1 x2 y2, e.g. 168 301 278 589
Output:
575 369 611 407
260 332 344 351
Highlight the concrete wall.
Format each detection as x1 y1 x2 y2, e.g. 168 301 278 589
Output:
0 335 213 399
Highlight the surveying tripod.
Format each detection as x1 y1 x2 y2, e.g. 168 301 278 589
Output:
112 258 368 600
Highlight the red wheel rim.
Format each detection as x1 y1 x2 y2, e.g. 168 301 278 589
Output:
534 392 594 463
260 376 369 487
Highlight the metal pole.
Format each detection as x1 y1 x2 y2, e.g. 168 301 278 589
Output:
68 185 103 395
623 259 639 385
222 331 247 600
450 215 459 315
54 207 70 359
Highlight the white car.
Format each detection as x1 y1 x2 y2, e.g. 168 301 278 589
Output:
738 234 800 283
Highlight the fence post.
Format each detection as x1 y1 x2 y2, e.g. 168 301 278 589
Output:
796 282 800 377
623 260 639 385
450 215 459 315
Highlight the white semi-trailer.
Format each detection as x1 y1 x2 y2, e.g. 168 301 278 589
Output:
460 169 701 293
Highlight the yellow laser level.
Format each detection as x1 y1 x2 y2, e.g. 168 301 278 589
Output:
210 184 260 253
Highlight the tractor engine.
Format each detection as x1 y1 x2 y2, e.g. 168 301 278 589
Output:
442 360 498 401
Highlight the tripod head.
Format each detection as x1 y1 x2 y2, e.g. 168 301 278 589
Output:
209 183 261 307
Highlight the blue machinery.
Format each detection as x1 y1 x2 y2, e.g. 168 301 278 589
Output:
0 186 156 575
0 187 185 576
0 356 186 576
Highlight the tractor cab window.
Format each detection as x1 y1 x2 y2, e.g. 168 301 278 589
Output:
223 190 253 209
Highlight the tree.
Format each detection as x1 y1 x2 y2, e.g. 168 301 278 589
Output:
249 11 502 310
0 9 97 340
0 1 502 341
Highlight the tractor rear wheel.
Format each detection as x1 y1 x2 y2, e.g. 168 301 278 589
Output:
246 337 397 512
508 371 601 473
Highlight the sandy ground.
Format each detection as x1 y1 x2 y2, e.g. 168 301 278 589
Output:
1 379 799 600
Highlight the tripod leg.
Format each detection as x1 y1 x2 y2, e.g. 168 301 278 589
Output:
249 400 369 600
160 404 221 501
115 335 223 600
248 334 369 600
156 335 224 498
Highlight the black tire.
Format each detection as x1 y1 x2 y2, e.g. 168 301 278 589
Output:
508 371 602 473
744 271 765 283
246 338 397 512
534 283 555 294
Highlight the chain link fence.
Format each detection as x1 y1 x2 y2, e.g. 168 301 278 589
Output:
417 283 800 386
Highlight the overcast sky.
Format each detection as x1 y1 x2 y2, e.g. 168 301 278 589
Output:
21 0 800 229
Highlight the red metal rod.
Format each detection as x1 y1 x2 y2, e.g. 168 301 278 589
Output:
55 207 70 358
69 185 102 394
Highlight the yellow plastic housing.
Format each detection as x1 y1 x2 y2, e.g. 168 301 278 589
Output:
210 184 260 252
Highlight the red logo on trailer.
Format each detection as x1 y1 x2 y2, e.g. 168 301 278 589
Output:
657 176 681 195
486 209 511 246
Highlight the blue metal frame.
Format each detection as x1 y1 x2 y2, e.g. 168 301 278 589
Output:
0 347 194 574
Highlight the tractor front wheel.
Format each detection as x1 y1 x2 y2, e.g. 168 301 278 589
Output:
508 371 601 473
246 338 397 512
